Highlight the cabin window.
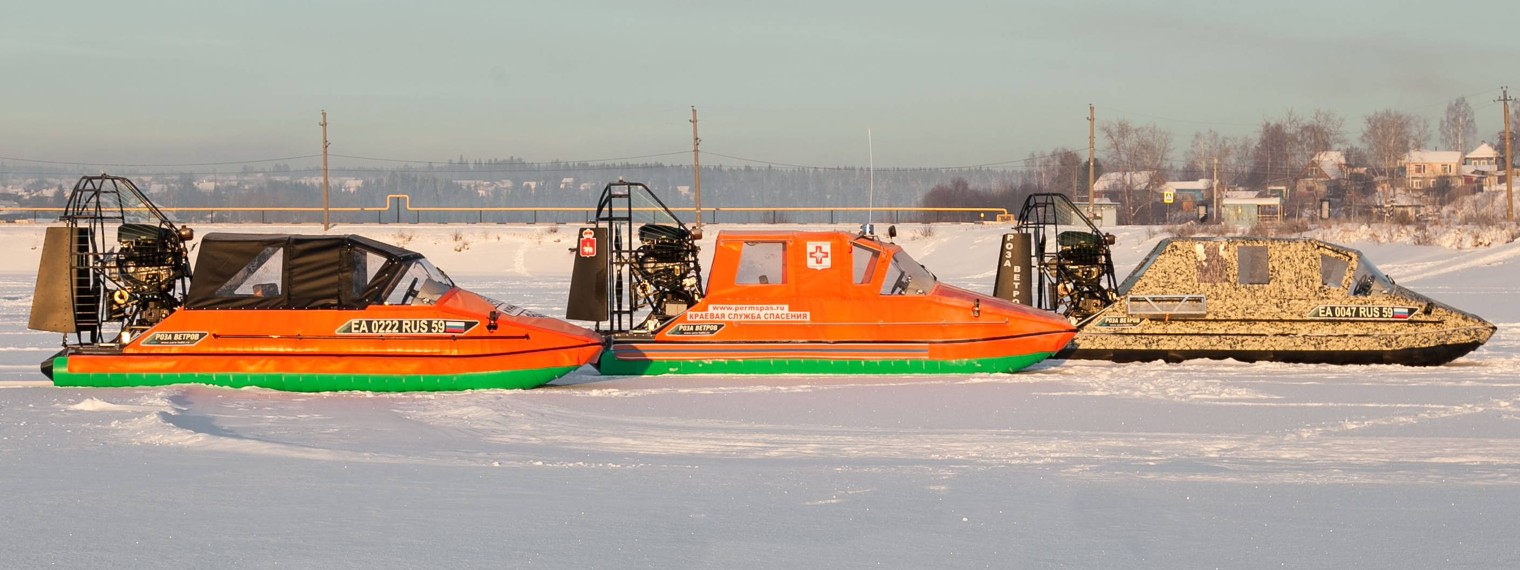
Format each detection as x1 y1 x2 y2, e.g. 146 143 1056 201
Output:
348 249 389 300
852 244 879 284
214 245 284 297
1193 243 1230 283
736 242 786 285
1350 259 1395 297
384 259 454 305
880 253 937 296
1236 245 1270 285
1319 254 1350 289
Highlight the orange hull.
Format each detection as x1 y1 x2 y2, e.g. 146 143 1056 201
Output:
54 288 603 391
601 230 1075 375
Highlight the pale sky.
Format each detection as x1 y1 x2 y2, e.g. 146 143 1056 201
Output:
2 0 1515 171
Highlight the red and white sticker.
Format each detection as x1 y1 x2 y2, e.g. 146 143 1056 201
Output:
805 241 831 270
579 229 597 258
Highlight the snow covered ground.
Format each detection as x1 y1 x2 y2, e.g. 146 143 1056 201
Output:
2 222 1518 568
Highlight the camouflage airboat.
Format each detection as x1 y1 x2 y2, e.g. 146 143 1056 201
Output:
997 194 1496 366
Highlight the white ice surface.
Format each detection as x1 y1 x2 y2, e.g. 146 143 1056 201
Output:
2 223 1518 568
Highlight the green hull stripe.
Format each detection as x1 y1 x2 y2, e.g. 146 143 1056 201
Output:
597 352 1055 376
49 358 575 392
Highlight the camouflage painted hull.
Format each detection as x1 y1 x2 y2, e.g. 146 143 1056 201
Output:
1061 338 1489 366
1063 237 1496 367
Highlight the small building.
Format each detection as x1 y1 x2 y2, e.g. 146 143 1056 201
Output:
1401 150 1463 190
1092 171 1165 201
1072 200 1119 227
1296 151 1348 199
1465 142 1499 167
1221 197 1282 226
1463 142 1503 191
1162 179 1212 204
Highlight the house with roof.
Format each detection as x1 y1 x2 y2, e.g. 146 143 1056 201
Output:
1092 171 1166 223
1400 150 1463 191
1296 151 1348 199
1158 179 1214 221
1463 142 1503 191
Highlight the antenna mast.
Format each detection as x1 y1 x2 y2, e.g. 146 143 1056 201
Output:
321 110 330 231
1088 104 1096 217
868 129 875 228
690 106 702 228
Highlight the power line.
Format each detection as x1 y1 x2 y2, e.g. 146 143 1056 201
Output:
702 146 1090 171
327 151 691 165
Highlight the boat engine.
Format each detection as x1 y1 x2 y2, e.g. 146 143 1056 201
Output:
566 180 705 335
632 224 703 326
28 174 193 345
109 223 193 327
1048 230 1115 321
998 193 1118 323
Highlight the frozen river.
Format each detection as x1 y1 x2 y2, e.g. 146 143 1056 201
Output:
3 224 1519 568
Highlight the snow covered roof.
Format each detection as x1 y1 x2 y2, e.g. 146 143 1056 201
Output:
1093 171 1160 191
1222 197 1281 206
1165 179 1213 191
1307 151 1347 180
1466 142 1498 159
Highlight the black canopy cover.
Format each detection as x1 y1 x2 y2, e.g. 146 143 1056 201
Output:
186 233 422 309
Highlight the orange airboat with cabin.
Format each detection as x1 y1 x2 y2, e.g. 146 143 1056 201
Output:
566 181 1077 375
29 175 602 391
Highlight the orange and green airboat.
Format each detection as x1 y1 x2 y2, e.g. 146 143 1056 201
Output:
30 175 602 392
566 182 1077 375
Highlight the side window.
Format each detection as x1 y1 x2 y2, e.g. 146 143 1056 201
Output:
347 249 388 300
736 242 785 285
852 244 879 284
214 245 283 297
1236 245 1270 285
1194 242 1230 283
880 261 905 295
1319 254 1349 289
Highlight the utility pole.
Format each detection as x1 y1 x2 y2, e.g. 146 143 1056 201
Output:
1500 87 1514 222
1087 104 1096 217
690 106 702 228
1213 156 1220 224
320 110 330 231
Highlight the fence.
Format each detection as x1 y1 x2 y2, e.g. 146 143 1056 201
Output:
0 194 1011 225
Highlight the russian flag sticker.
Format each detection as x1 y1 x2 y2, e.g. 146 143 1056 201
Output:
1392 308 1412 319
444 320 469 333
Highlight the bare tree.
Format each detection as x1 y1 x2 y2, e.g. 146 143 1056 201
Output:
1101 119 1172 223
1186 129 1252 186
1239 109 1344 190
1247 115 1299 188
1440 97 1478 153
1361 109 1430 177
1299 109 1346 156
1026 147 1083 197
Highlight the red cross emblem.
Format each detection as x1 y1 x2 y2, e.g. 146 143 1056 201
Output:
806 241 831 270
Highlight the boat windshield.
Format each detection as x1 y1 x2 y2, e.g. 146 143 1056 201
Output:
623 185 684 227
880 251 937 296
385 259 456 305
1349 257 1394 297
